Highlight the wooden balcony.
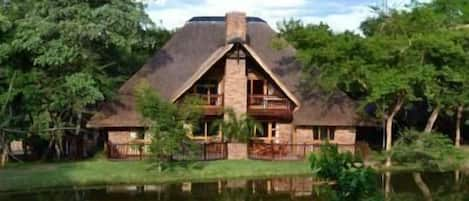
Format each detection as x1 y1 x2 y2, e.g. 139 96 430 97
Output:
247 95 292 120
198 94 224 116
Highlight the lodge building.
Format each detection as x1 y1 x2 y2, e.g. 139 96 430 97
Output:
87 12 375 160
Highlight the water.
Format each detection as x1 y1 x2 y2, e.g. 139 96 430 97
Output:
0 172 468 201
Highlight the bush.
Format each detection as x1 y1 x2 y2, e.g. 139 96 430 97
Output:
391 129 464 170
310 144 380 201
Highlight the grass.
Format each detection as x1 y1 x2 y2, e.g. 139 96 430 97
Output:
3 146 469 193
0 159 310 192
366 145 469 172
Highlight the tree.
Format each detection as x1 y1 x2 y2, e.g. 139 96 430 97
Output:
279 1 469 168
0 72 18 167
0 0 171 161
134 81 201 171
278 19 424 167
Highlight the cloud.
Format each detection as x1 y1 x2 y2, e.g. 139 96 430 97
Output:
145 0 431 33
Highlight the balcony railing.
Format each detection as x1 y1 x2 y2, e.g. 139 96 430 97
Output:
199 94 224 106
247 141 357 161
248 95 290 110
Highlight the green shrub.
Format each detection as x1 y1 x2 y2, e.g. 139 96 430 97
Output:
391 129 464 170
310 144 380 201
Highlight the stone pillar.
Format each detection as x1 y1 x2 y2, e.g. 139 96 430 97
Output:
224 12 248 160
224 11 247 116
224 52 247 115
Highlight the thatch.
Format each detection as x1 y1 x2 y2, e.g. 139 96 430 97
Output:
87 16 373 128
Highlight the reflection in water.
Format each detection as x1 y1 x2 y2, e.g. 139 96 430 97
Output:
382 171 469 201
1 172 469 201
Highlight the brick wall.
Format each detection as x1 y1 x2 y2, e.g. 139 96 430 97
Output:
227 143 247 159
294 126 356 144
108 130 131 144
294 126 356 153
224 53 247 116
276 123 292 143
334 127 356 145
225 12 246 43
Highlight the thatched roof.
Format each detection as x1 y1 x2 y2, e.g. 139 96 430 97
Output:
87 16 372 128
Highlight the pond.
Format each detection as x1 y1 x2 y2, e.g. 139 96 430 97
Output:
0 171 468 201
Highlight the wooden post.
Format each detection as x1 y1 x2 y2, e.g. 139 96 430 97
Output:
203 143 207 160
139 144 143 160
268 123 272 141
271 142 274 160
303 143 307 159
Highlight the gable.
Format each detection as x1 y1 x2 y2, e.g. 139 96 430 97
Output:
170 44 300 107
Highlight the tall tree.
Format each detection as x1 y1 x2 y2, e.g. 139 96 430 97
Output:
278 19 424 166
0 0 171 160
134 81 201 171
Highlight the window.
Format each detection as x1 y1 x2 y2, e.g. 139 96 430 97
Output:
312 126 335 141
271 123 277 137
192 119 220 138
130 129 145 140
248 79 266 95
254 122 278 138
206 120 218 136
193 80 219 105
193 121 205 137
255 122 269 137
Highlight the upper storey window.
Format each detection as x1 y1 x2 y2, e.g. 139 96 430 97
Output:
192 80 221 106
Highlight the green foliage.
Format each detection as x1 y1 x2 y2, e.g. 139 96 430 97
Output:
50 73 104 113
211 109 261 143
310 144 379 201
309 144 359 179
0 0 171 160
391 129 464 170
134 81 200 170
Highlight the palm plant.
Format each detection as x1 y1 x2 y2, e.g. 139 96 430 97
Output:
211 109 262 143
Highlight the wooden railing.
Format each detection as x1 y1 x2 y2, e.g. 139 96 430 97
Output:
199 94 223 106
171 142 227 161
107 142 227 161
107 142 151 160
248 142 316 160
247 142 357 161
248 95 290 110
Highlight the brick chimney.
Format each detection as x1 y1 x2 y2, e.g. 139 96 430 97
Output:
225 12 247 44
224 12 248 119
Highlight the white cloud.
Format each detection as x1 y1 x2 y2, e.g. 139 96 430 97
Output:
146 0 310 30
145 0 431 33
302 6 375 33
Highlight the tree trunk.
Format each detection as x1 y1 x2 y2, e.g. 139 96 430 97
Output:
0 147 7 168
385 97 405 167
413 172 432 201
75 113 82 135
0 132 8 167
455 105 463 148
424 105 441 133
42 134 55 160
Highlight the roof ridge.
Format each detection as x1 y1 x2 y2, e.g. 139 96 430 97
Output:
188 16 266 23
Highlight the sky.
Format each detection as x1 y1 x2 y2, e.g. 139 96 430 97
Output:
144 0 430 33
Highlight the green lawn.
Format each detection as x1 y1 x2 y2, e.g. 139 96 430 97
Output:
0 159 310 192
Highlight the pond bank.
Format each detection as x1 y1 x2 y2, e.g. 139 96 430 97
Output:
2 157 469 193
0 160 310 192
